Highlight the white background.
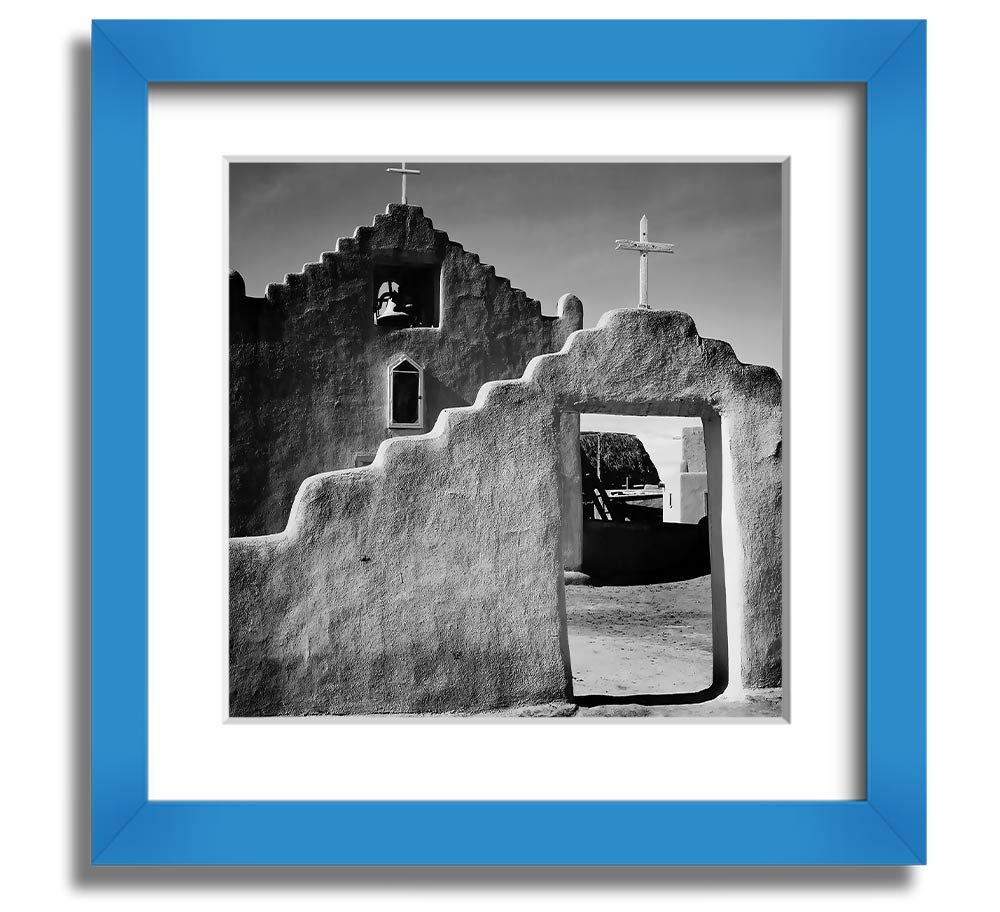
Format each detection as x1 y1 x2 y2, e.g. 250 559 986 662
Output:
1 0 995 909
148 88 859 802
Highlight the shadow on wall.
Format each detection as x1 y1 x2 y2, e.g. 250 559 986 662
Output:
581 517 710 585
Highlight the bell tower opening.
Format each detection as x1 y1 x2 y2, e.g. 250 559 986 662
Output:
372 258 441 328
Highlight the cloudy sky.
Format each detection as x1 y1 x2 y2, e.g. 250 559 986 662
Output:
229 160 783 475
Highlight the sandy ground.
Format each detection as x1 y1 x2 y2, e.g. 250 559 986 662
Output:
566 575 715 697
556 574 783 719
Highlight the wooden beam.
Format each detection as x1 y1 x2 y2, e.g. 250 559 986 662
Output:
614 239 675 254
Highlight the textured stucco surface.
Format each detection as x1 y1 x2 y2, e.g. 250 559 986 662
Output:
682 426 707 473
680 472 710 524
230 308 782 715
230 204 582 536
559 411 583 570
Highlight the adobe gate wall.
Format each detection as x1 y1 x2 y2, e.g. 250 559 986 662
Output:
229 308 782 715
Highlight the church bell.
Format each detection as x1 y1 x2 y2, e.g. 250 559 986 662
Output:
376 298 415 327
375 281 415 327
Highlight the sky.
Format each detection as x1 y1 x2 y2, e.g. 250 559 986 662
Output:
229 161 783 473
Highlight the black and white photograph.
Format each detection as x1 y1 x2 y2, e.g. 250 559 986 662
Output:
228 160 784 719
8 0 998 901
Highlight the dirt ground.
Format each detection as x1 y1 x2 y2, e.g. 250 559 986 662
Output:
557 574 783 719
566 575 715 697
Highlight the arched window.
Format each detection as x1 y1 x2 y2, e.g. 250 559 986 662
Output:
387 356 424 429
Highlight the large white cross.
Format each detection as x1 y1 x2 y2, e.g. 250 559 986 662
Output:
614 215 675 310
386 161 421 205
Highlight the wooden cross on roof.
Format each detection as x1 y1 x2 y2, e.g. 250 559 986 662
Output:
614 215 675 310
386 161 421 205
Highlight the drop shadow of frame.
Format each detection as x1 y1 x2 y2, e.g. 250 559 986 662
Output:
72 49 889 885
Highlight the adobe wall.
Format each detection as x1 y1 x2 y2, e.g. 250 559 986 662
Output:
230 204 583 536
682 425 707 472
680 472 710 524
230 308 782 716
581 519 711 584
559 411 583 571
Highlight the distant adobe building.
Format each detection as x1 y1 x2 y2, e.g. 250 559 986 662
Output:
662 426 710 524
229 203 584 538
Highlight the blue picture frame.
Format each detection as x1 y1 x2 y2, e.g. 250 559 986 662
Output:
92 19 926 865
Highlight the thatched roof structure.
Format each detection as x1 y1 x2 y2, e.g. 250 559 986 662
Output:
579 432 660 490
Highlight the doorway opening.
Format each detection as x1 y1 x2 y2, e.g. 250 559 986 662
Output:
562 412 727 705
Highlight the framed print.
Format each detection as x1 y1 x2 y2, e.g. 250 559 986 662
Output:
92 19 926 864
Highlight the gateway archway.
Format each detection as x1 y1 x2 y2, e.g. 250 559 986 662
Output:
557 405 729 705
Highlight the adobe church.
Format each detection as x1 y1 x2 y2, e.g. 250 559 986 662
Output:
229 202 585 569
228 185 783 716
